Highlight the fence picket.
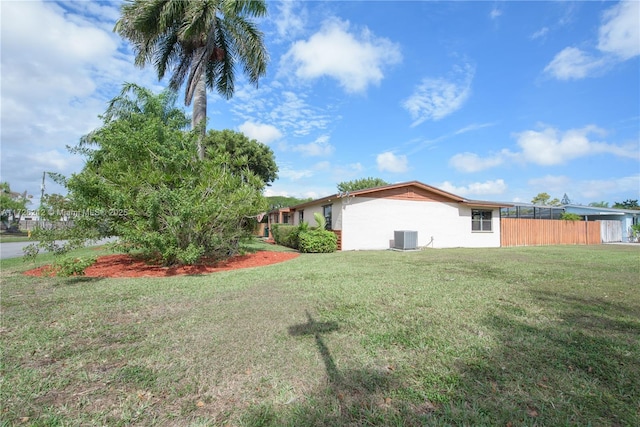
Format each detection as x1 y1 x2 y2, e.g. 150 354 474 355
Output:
501 218 601 247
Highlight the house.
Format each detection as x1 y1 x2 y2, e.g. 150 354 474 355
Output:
269 181 511 250
563 204 640 243
262 207 292 238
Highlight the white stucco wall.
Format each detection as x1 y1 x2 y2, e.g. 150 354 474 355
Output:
340 197 501 250
294 199 343 230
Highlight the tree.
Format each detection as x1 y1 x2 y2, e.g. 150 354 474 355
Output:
531 192 561 206
613 199 639 210
266 196 312 210
102 82 188 127
28 88 267 267
40 194 72 221
0 182 31 232
588 201 610 208
204 129 278 186
115 0 269 160
337 177 389 193
560 212 581 221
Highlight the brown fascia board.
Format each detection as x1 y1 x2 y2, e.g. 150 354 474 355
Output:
289 181 461 209
267 207 291 214
288 181 512 210
354 180 466 201
289 194 339 211
461 200 513 208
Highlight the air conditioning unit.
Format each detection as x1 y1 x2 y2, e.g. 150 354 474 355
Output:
394 230 418 250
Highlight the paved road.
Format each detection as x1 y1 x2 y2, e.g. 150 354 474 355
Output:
0 241 35 260
0 238 117 260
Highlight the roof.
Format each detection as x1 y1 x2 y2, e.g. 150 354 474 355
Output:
289 181 512 210
502 202 640 216
563 204 640 215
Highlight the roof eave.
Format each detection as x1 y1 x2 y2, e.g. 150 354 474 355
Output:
462 200 513 208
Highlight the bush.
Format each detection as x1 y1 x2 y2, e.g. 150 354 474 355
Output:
272 224 296 248
26 86 269 267
54 256 97 277
298 229 337 253
560 213 582 221
272 223 309 249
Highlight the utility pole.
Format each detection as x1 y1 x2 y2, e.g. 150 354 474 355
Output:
40 171 47 229
41 171 46 208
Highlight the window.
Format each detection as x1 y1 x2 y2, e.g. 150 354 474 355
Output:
282 213 290 224
472 210 492 232
299 210 304 224
323 204 332 230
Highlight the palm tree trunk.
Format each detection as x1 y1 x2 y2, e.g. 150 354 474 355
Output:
192 74 207 160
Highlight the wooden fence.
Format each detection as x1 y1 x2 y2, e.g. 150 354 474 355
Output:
599 220 622 243
332 230 342 251
501 218 601 247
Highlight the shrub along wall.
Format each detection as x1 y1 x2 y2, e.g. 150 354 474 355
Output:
271 224 299 249
298 229 337 253
271 223 337 253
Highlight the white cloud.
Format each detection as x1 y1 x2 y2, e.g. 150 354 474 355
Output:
331 163 364 182
402 63 475 126
527 174 640 201
530 27 549 40
448 125 638 172
238 121 282 144
377 152 408 173
449 151 509 173
408 122 498 155
232 87 333 137
278 167 315 181
528 175 572 192
439 179 507 197
490 7 502 20
0 0 160 205
579 175 640 199
544 47 604 80
292 135 335 157
272 1 307 40
545 1 639 80
597 0 640 60
515 125 637 165
280 18 402 93
454 122 498 135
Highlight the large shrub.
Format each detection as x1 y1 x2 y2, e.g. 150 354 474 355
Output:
298 229 337 253
272 222 308 249
271 224 297 248
560 213 582 221
26 85 268 267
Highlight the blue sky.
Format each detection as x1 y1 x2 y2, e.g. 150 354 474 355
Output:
1 0 639 207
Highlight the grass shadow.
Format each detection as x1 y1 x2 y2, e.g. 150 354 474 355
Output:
58 276 105 285
447 289 640 425
241 310 422 426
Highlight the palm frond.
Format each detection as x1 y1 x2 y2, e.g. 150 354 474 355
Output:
115 0 269 115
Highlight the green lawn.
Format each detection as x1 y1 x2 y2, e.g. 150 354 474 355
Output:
0 231 31 243
1 243 639 426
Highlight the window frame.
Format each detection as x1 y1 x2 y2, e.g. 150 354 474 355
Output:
471 209 493 232
322 204 332 230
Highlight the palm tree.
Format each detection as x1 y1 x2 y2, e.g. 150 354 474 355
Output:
103 83 187 127
79 83 189 147
115 0 269 160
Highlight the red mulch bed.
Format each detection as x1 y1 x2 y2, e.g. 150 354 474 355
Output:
23 251 299 278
